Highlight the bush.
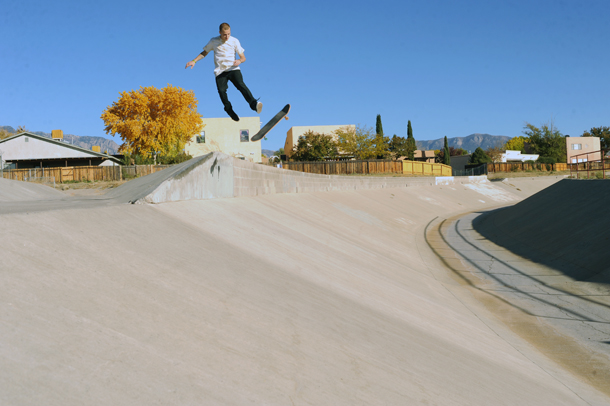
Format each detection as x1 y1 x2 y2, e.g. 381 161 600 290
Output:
537 156 557 164
470 147 492 165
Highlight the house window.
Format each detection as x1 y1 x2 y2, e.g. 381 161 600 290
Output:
240 130 249 142
196 132 205 143
572 144 582 150
25 137 29 142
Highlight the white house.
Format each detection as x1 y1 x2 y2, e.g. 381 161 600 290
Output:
0 132 120 169
500 150 539 162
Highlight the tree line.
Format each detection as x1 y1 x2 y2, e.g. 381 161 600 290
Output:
290 115 419 162
286 115 610 166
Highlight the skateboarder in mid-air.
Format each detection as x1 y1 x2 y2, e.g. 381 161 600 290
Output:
185 22 262 122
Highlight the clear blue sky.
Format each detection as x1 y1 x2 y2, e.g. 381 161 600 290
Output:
2 0 609 152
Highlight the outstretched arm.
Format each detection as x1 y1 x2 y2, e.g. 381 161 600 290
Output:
233 52 246 67
185 50 208 69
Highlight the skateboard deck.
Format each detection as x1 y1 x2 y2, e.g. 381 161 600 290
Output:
251 104 290 142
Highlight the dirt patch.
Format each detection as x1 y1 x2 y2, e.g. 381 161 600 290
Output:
57 180 129 196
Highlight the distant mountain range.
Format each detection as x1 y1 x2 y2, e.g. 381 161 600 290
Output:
1 126 120 155
416 133 511 153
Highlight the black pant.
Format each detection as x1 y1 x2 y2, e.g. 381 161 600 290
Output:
215 70 257 112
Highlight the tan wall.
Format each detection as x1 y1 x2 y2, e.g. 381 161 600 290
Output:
566 136 601 163
284 125 355 157
185 117 262 163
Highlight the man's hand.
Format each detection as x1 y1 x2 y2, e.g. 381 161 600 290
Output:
233 52 246 67
185 60 196 69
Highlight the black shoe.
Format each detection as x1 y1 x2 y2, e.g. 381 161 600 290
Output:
225 107 240 122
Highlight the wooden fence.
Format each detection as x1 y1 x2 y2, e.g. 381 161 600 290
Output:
403 161 452 176
487 162 568 173
283 160 403 175
282 160 452 176
1 165 170 184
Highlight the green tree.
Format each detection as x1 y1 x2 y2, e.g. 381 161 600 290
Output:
291 131 338 161
389 135 408 158
470 147 492 165
334 125 377 160
372 115 390 158
523 122 566 163
443 136 451 165
376 114 383 137
406 120 416 160
582 126 610 150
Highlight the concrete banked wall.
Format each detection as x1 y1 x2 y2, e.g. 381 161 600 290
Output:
137 151 489 203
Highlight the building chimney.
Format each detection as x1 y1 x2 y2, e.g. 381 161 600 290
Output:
92 146 101 153
52 130 64 140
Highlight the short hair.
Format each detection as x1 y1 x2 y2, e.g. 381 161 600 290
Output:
219 22 230 31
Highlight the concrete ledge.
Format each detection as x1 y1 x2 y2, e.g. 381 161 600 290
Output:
129 152 492 203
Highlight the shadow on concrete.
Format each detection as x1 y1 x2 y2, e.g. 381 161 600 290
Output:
425 216 610 324
472 179 610 284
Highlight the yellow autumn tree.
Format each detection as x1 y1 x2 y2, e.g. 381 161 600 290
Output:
101 84 203 158
504 135 529 153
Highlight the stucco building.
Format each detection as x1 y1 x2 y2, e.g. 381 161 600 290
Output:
284 125 355 158
185 117 262 163
566 136 601 163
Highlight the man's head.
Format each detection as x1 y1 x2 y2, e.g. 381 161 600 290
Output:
219 22 231 42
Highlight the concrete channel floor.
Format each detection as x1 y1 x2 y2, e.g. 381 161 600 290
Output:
0 170 608 405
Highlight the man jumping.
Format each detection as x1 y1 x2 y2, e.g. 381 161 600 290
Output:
185 22 262 122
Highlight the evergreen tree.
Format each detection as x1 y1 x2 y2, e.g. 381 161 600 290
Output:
406 120 415 160
470 147 492 165
376 114 383 137
443 136 451 165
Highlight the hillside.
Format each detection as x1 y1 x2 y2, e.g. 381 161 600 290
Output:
416 133 511 152
1 126 120 155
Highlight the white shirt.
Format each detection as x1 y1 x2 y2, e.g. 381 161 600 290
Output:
203 36 245 77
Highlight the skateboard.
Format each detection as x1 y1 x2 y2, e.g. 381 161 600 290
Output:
251 104 291 142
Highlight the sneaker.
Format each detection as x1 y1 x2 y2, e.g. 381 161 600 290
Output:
225 107 240 122
256 101 263 114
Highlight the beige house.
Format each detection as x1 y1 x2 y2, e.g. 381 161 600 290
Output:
284 125 355 158
414 150 435 163
185 117 262 163
566 136 601 163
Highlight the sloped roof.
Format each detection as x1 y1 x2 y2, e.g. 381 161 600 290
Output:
0 131 120 163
